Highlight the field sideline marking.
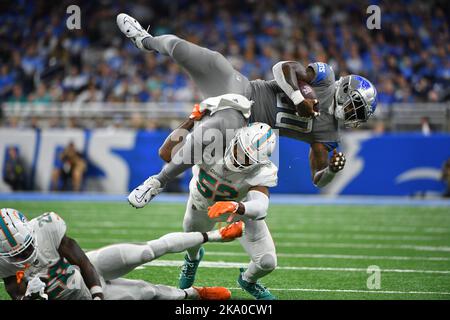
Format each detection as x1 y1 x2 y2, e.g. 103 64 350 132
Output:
139 260 450 274
227 287 450 296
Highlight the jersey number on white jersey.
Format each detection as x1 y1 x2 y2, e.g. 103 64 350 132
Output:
197 168 239 201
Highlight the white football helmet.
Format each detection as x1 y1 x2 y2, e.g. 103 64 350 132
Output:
0 208 37 268
224 122 276 172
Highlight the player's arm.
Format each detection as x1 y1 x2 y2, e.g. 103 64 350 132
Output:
208 186 270 221
159 104 205 162
156 110 234 187
159 118 195 162
272 61 317 112
310 143 346 188
3 275 26 300
57 235 104 300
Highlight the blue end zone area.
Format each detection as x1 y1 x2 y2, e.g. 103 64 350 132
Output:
1 192 450 207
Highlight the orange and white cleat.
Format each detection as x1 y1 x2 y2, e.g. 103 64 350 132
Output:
194 286 231 300
219 221 244 241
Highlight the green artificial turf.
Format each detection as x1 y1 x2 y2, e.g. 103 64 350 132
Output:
1 201 449 300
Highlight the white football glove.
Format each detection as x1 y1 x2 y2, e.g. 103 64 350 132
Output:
24 276 48 300
128 175 164 208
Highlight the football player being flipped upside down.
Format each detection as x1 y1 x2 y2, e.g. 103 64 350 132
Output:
116 12 378 190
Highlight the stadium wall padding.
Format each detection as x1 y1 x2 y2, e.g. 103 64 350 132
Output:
1 129 449 196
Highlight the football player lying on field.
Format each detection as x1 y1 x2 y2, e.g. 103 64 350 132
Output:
0 208 243 300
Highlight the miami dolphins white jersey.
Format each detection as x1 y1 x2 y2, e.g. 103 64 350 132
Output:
189 161 278 211
0 212 91 300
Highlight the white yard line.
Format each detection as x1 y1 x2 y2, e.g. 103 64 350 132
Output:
227 287 450 296
204 251 450 261
78 248 450 262
69 222 450 234
0 280 447 297
75 238 450 253
271 232 445 241
72 227 446 240
207 241 450 252
140 260 450 274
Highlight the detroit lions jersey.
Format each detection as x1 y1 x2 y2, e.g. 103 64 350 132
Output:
189 161 278 212
249 62 339 146
0 212 91 300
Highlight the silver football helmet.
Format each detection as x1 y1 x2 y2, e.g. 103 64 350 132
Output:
334 75 377 128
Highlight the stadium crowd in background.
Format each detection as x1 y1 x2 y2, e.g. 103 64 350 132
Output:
0 0 448 129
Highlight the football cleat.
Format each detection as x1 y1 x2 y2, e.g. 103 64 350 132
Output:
127 175 163 208
237 268 276 300
219 221 244 242
193 286 231 300
179 247 204 289
116 13 151 50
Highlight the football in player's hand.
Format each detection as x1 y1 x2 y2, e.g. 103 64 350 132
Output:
298 80 317 100
296 81 319 118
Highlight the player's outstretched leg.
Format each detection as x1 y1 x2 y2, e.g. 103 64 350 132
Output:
104 278 231 300
116 13 250 98
87 222 243 281
237 220 277 300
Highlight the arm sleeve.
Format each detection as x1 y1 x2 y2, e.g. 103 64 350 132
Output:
272 60 305 105
313 166 336 188
157 112 232 185
241 190 269 220
307 62 335 87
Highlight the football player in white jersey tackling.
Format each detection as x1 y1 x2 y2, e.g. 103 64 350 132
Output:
0 208 243 300
129 121 280 300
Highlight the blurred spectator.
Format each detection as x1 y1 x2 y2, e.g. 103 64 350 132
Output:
51 142 87 192
7 85 27 103
442 158 450 198
421 117 431 136
3 146 28 191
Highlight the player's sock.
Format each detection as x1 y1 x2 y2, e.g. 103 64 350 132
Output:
183 287 199 299
152 285 186 300
242 261 273 283
205 230 221 242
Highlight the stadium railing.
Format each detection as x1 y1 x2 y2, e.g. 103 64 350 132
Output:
1 102 449 131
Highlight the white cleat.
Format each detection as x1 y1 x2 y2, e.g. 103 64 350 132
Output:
116 13 151 50
128 175 164 208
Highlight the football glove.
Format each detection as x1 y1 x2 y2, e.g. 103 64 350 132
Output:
208 201 239 219
24 276 48 300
